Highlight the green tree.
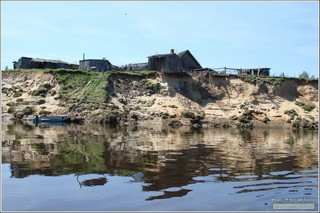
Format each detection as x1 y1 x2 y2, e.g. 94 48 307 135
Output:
299 71 310 79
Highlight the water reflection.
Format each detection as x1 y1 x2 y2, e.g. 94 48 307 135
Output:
76 174 107 188
2 122 318 202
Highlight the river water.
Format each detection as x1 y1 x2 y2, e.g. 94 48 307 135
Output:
1 122 318 211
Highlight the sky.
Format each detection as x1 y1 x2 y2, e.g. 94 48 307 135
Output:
1 1 319 77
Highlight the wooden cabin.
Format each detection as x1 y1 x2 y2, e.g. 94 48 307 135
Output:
79 59 112 72
148 49 201 74
148 49 182 73
178 50 202 72
13 57 79 70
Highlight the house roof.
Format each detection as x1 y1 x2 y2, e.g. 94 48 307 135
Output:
32 58 72 64
79 59 110 62
147 53 177 58
21 57 76 65
148 50 202 68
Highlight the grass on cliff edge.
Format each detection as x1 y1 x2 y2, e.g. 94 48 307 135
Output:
47 69 157 103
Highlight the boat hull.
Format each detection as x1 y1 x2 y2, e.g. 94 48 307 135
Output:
33 116 69 123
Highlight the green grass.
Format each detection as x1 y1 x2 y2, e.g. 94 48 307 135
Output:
49 69 158 103
50 69 99 101
263 76 285 85
144 82 160 92
86 73 109 102
117 70 158 78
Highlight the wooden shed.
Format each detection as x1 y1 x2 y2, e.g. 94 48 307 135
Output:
13 57 78 70
148 49 182 73
79 59 112 72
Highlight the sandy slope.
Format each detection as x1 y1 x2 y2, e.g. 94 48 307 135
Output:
1 71 318 128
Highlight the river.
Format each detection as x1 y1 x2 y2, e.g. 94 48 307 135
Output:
1 122 318 211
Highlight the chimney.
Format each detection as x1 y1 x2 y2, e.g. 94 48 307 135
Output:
83 53 85 60
170 49 174 54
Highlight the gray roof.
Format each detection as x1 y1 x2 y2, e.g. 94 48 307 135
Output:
79 59 110 62
148 53 175 58
148 50 201 67
31 58 72 64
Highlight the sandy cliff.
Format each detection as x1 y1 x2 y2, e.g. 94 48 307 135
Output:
1 70 318 129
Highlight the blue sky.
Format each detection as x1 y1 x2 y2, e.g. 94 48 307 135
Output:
1 1 319 77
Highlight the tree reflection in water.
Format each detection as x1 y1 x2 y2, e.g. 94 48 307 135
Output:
2 123 318 200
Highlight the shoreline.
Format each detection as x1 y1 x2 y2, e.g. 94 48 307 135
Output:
2 113 313 131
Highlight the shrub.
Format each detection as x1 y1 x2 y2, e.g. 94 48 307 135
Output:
301 104 314 112
284 109 298 117
182 111 195 119
31 87 47 96
199 111 206 119
7 107 15 113
299 71 310 79
39 110 51 116
42 83 52 89
265 76 284 85
13 91 22 98
6 102 15 107
22 106 34 116
146 82 160 92
37 99 46 105
2 87 8 93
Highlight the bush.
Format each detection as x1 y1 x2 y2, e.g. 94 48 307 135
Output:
284 109 298 116
39 110 51 116
199 111 206 119
6 102 15 107
31 87 48 96
299 71 310 79
146 82 160 91
42 83 52 89
265 76 284 85
37 99 46 105
22 106 34 116
13 91 22 98
2 87 8 94
301 104 315 112
7 107 15 113
182 111 195 119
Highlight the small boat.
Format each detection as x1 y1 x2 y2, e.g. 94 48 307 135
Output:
33 115 69 123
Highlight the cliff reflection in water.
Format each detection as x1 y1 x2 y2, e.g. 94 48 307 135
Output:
2 123 318 200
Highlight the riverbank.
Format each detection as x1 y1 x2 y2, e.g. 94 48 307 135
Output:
1 69 318 129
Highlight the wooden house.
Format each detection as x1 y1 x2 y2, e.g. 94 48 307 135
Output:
13 57 79 70
79 59 112 72
148 49 182 73
178 50 202 72
148 49 202 74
